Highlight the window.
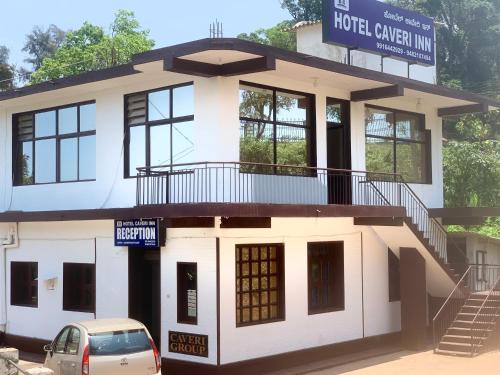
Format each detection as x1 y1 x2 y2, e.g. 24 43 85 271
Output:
53 326 81 355
235 244 285 326
13 102 96 185
63 263 95 313
308 242 344 314
11 262 38 307
388 249 401 302
177 262 197 325
365 106 431 183
239 82 315 174
477 251 487 281
89 329 152 356
125 83 194 177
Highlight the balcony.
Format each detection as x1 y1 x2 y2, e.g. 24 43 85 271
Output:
136 162 405 207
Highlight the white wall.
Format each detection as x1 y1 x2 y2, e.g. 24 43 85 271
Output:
5 221 128 340
296 23 437 84
217 217 400 364
0 60 444 212
161 231 218 365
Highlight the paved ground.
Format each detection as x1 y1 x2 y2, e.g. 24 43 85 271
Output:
307 349 500 375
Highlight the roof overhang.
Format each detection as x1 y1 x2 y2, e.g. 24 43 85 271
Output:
0 38 499 114
429 207 500 226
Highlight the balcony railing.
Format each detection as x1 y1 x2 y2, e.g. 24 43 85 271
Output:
136 161 404 206
136 161 460 263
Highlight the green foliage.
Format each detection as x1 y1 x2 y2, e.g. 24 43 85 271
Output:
238 21 296 51
388 0 500 90
23 25 66 70
30 10 154 84
448 217 500 238
280 0 322 21
443 140 500 208
0 46 14 91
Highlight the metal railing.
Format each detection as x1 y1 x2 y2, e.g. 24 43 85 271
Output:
136 161 404 207
433 265 500 352
433 266 472 350
471 269 500 356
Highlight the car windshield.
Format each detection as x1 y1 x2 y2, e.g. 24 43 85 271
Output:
89 329 152 356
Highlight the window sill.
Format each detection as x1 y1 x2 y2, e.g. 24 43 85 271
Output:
236 317 285 328
14 179 96 187
63 307 95 314
308 307 345 316
11 303 38 309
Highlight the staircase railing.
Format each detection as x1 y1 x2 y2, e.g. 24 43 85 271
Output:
433 266 472 351
471 269 500 356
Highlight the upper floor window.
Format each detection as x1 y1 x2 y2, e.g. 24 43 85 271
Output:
365 106 431 184
125 83 194 177
13 102 96 185
239 82 315 174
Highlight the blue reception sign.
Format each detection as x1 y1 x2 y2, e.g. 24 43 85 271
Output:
323 0 435 66
114 219 160 248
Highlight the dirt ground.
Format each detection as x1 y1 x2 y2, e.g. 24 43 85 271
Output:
308 349 500 375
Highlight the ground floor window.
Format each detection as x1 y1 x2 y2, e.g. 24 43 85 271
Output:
476 251 487 281
388 249 401 302
307 242 344 314
63 263 95 313
177 262 198 325
11 262 38 307
235 244 285 326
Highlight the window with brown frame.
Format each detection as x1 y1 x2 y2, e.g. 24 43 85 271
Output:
235 244 285 326
388 249 401 302
11 262 38 307
308 242 344 314
63 263 95 313
177 262 198 325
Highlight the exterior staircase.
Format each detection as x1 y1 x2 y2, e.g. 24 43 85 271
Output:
434 266 500 357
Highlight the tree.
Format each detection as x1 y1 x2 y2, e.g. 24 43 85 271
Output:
388 0 500 90
280 0 322 21
443 140 500 208
238 21 296 51
23 25 66 70
0 46 14 91
29 10 154 84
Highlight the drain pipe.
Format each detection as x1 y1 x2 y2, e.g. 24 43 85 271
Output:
0 223 19 333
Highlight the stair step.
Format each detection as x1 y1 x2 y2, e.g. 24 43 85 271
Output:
441 335 486 344
447 327 492 336
438 341 479 353
435 349 473 357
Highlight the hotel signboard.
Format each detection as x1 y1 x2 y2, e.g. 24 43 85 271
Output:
114 219 159 248
323 0 435 66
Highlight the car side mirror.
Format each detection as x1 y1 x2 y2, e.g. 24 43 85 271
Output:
43 344 53 357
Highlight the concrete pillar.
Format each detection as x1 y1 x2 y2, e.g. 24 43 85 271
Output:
400 247 427 350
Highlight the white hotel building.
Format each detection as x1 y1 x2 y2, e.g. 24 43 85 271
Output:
0 22 499 373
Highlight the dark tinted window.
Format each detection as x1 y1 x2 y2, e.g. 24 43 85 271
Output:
89 329 152 356
11 262 38 307
177 263 198 324
63 263 95 313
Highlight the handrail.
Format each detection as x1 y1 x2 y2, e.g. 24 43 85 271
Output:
433 266 472 323
137 161 404 179
470 273 500 355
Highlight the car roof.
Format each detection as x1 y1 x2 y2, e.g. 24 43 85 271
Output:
74 318 147 334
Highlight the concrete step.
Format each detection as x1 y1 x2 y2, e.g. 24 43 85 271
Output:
447 326 492 336
435 349 473 357
456 312 500 322
438 341 478 353
452 320 492 329
441 334 486 345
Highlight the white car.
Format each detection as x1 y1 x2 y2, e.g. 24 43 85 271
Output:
43 318 161 375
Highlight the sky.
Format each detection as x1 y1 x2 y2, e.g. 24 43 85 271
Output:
0 0 291 70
